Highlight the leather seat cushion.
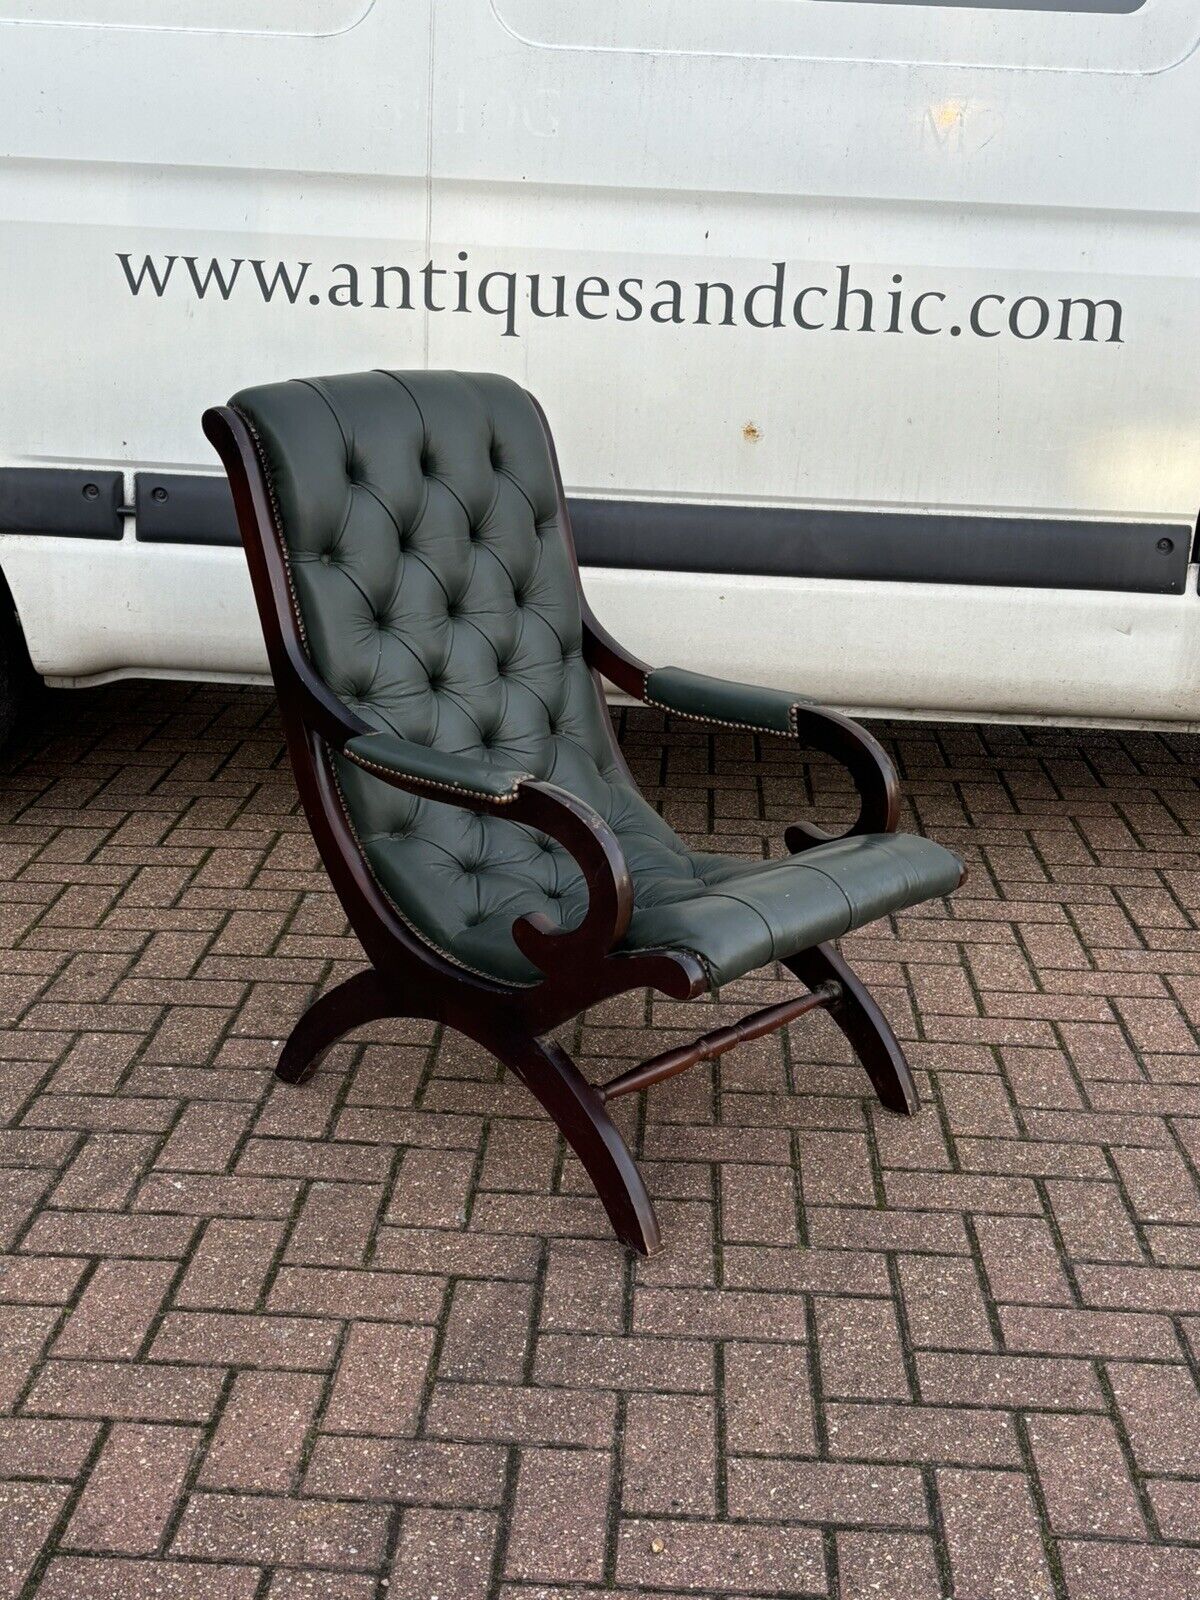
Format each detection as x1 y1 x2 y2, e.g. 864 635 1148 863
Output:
450 828 963 988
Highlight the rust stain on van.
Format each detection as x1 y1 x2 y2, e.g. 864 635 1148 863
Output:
742 422 762 443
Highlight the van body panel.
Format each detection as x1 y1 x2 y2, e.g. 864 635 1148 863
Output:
1 0 1197 723
5 538 1199 733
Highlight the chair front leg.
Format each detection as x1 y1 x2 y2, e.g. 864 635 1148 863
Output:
478 1024 661 1255
785 942 919 1116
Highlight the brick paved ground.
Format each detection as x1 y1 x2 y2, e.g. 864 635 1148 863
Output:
1 680 1199 1599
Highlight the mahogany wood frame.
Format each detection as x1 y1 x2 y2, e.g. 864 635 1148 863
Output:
204 397 930 1255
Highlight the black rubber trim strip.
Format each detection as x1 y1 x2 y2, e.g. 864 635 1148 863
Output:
569 498 1189 596
126 470 1189 597
135 472 240 546
816 0 1144 12
0 469 123 540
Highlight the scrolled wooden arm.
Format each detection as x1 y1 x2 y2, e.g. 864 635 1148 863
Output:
783 704 900 852
505 781 635 976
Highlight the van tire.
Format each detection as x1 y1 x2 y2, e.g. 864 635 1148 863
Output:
0 580 38 754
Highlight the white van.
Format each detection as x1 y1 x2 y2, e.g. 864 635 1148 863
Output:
1 0 1197 741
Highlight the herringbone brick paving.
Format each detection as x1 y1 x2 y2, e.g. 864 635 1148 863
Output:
1 681 1198 1598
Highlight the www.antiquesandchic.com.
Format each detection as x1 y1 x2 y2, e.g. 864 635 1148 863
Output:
116 252 1125 344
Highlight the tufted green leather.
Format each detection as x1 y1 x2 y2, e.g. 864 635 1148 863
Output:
231 369 963 988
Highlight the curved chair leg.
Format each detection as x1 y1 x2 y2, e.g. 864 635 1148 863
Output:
277 967 394 1085
785 941 919 1116
482 1027 661 1255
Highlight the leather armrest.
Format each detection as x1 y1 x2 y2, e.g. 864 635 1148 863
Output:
342 732 533 804
644 666 809 735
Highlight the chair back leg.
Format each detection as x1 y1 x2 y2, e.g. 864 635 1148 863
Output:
786 941 920 1116
276 968 395 1084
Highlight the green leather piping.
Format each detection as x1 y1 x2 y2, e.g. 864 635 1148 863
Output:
774 862 857 935
231 402 314 657
700 888 786 964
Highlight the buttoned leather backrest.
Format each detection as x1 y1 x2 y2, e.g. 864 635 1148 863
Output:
231 369 690 980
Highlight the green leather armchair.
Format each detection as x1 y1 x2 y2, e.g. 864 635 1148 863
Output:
204 370 964 1254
